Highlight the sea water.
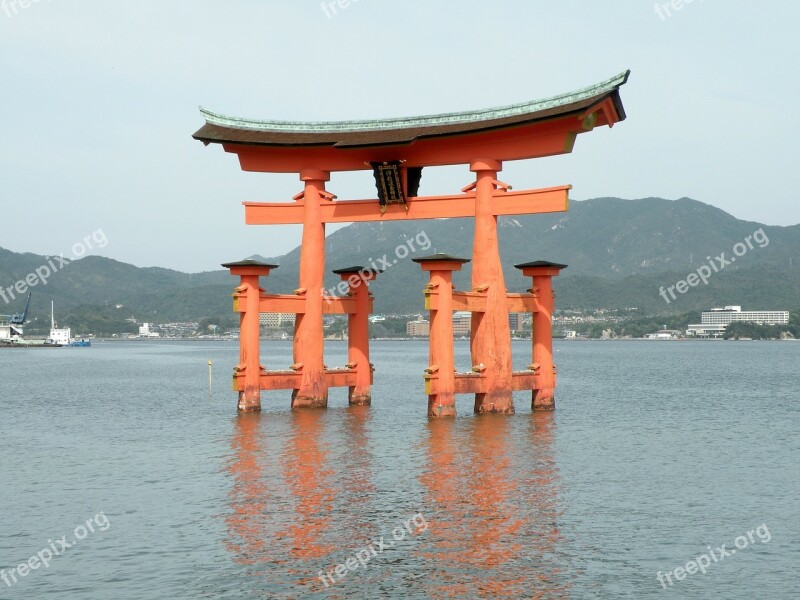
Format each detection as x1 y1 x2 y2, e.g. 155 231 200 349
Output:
1 340 798 599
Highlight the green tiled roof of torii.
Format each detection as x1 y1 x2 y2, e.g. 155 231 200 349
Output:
193 71 629 148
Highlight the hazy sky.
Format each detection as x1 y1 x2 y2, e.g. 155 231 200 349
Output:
2 1 797 272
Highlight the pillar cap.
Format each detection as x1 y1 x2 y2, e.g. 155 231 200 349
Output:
514 260 568 270
222 259 280 269
299 168 330 182
222 259 279 276
412 253 471 264
332 265 383 275
413 253 470 272
470 158 502 172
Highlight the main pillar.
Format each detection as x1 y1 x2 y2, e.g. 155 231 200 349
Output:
292 169 330 409
332 266 379 405
469 159 514 414
516 261 567 411
223 260 279 412
414 254 470 418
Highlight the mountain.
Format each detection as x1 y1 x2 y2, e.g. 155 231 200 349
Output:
1 197 798 331
0 250 233 330
268 197 800 313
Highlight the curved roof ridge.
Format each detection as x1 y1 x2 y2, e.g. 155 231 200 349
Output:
199 70 629 134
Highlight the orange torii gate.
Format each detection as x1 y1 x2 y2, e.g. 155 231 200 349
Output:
413 255 567 417
195 71 629 415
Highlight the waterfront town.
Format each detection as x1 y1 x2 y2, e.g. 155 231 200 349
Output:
28 304 788 342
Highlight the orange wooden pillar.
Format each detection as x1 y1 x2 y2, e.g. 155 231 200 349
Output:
223 260 279 412
332 266 379 405
413 254 470 418
292 169 330 409
469 159 514 415
515 261 567 411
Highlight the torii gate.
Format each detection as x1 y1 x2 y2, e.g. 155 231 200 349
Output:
194 70 629 415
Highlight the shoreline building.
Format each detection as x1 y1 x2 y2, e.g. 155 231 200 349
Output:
406 318 430 337
509 312 525 333
138 323 161 338
259 313 297 329
644 329 682 340
452 312 472 336
687 306 789 337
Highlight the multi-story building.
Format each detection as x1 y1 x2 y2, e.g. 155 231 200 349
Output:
138 323 161 338
406 313 532 337
452 311 472 336
509 312 525 332
406 319 430 337
259 313 297 328
700 306 788 326
687 306 789 337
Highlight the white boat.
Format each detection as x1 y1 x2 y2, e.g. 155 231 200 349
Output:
50 302 91 347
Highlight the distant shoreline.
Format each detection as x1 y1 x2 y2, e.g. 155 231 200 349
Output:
69 336 797 344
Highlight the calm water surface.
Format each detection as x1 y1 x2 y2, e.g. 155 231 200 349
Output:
1 340 798 599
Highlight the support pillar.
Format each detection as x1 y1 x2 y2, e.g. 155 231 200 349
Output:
332 266 379 405
413 254 470 418
292 169 330 409
469 159 514 414
515 261 567 411
222 260 279 412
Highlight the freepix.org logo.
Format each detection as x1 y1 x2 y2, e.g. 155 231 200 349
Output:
656 523 771 589
0 228 109 305
1 512 111 589
2 0 53 19
658 228 769 305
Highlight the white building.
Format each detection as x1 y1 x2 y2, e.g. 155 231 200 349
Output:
138 323 161 338
687 306 789 337
0 321 23 341
700 306 788 326
685 323 728 338
644 330 681 340
259 313 296 328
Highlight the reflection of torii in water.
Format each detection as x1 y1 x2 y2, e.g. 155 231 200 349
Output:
225 412 339 589
417 413 571 598
369 160 423 213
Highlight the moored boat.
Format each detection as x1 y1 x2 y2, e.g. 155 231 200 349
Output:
50 301 91 347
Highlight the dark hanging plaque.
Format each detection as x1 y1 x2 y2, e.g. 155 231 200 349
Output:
371 161 406 207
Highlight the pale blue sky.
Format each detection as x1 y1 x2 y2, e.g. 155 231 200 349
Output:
1 0 797 271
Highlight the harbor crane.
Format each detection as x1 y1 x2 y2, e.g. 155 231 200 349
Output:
0 292 31 325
